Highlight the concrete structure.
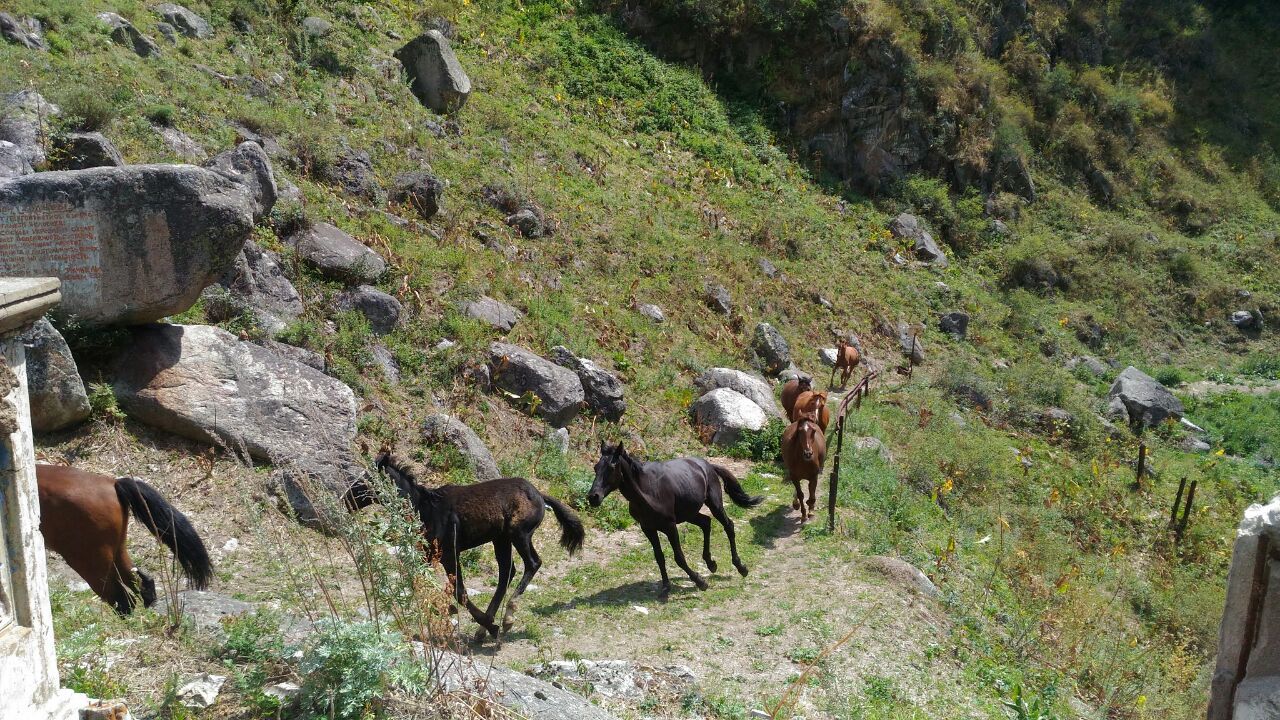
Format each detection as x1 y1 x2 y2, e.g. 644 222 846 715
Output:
0 277 88 719
1209 496 1280 720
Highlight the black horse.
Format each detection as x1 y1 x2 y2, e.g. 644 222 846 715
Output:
588 443 761 596
369 453 584 639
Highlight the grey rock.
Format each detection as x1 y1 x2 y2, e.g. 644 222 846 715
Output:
864 556 940 599
371 344 400 384
532 660 694 701
20 319 90 432
287 222 387 284
550 346 626 421
1232 310 1263 332
1181 437 1211 453
704 283 733 315
691 388 767 446
0 89 59 168
1042 407 1075 433
505 207 545 238
434 338 457 352
460 296 522 333
154 21 178 44
177 673 225 709
153 3 210 38
421 413 500 481
155 125 205 161
852 436 893 463
777 366 811 385
0 164 256 325
262 683 301 701
391 170 444 220
395 30 472 114
316 145 377 198
50 132 124 170
939 311 968 340
155 590 314 643
253 338 324 372
758 258 778 278
430 650 619 720
1107 366 1185 429
637 303 665 323
895 321 926 364
300 16 331 37
547 427 569 454
0 13 48 51
889 213 948 267
1067 355 1109 377
334 285 403 335
750 322 791 377
203 141 277 222
1104 395 1129 424
97 12 161 57
819 347 838 367
205 240 301 335
694 367 783 418
489 342 585 428
0 140 32 179
114 324 362 525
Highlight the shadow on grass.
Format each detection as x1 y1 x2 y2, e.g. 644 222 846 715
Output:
529 578 704 616
748 504 798 548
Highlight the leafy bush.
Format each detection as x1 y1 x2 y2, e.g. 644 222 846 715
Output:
1153 366 1186 387
297 619 431 720
145 104 176 127
1241 353 1280 380
58 88 117 132
728 417 786 461
1165 251 1201 284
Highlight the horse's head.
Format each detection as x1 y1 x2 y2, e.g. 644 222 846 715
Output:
797 375 813 393
589 441 630 506
797 419 821 461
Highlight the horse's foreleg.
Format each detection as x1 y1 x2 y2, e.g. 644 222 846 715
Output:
477 541 513 640
794 480 809 524
441 540 498 637
663 525 708 591
691 514 716 573
502 533 542 633
708 501 748 577
643 527 671 597
807 473 819 513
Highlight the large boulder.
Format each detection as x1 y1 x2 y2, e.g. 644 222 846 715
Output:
421 414 500 481
938 311 968 340
459 296 522 333
1107 366 1184 429
693 367 783 418
320 145 378 199
750 322 791 377
0 140 31 179
203 142 277 222
395 30 472 114
0 164 256 325
203 240 302 335
113 324 361 525
50 132 125 170
153 3 210 38
0 90 59 168
286 222 386 284
20 319 90 432
391 170 443 220
550 346 626 421
96 12 161 58
488 342 584 428
0 13 49 51
690 388 767 446
889 213 948 268
333 285 402 335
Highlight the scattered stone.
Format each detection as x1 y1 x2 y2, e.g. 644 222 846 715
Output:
177 674 225 709
750 710 771 720
889 213 948 267
395 30 472 114
750 322 791 377
489 342 585 428
0 13 49 51
96 12 161 57
391 170 444 220
1107 366 1185 429
206 240 302 336
505 207 546 238
1180 437 1211 453
631 605 649 616
263 683 301 702
777 366 811 385
852 436 893 463
434 338 457 352
691 388 767 446
221 538 239 553
460 296 523 333
20 318 90 433
155 22 178 44
300 16 331 37
704 283 733 315
253 338 325 372
550 346 627 421
547 427 569 454
287 222 387 284
153 3 211 38
334 285 403 335
694 367 783 418
1231 310 1263 331
819 347 838 367
0 89 59 168
422 413 501 481
322 145 378 199
114 324 361 525
155 125 205 160
371 344 400 384
0 164 256 325
895 321 926 364
637 303 665 323
49 132 124 170
864 556 940 599
938 311 968 340
429 649 620 720
1041 407 1075 434
1181 417 1207 434
758 258 778 278
1067 355 1109 377
203 141 277 222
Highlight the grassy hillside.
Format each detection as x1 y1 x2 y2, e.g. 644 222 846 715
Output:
4 0 1280 718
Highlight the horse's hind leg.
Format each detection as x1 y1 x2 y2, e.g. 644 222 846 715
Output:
440 540 498 637
707 500 748 577
662 524 708 591
691 514 716 573
501 532 542 633
643 527 672 597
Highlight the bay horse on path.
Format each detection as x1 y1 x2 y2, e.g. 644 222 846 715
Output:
790 389 830 431
829 338 862 389
36 464 213 614
370 453 584 640
588 443 761 596
781 417 827 524
780 376 812 419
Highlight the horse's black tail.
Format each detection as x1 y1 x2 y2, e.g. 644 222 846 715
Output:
714 465 763 508
115 477 214 590
541 493 585 556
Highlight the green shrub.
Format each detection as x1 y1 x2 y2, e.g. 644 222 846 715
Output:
145 104 177 127
1165 251 1201 284
1153 366 1186 387
728 417 786 461
58 89 116 132
87 382 126 422
297 619 431 720
1241 353 1280 380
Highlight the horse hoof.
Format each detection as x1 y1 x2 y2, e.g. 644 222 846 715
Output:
695 578 709 591
706 560 718 573
736 563 749 577
658 585 671 598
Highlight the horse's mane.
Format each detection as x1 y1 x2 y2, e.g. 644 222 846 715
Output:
374 451 441 506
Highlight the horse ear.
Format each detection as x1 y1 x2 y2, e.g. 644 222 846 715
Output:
616 441 625 455
601 440 609 454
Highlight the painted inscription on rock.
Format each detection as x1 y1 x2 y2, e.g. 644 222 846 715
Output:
0 203 101 311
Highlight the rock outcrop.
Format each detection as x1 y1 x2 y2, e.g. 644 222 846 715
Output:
20 319 90 433
0 90 59 168
203 141 277 222
50 132 124 170
391 170 444 220
421 414 501 481
286 222 387 284
489 342 584 428
1107 366 1184 429
890 213 948 267
334 286 402 335
750 322 791 377
152 4 211 39
395 30 472 114
0 13 49 51
203 240 302 336
460 296 522 333
693 367 783 418
96 12 161 57
0 164 256 325
550 346 627 421
691 388 767 446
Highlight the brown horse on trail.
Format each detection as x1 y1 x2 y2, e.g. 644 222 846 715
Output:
589 443 761 596
829 338 862 389
790 390 830 431
780 417 827 524
368 453 584 640
780 376 812 419
36 464 213 614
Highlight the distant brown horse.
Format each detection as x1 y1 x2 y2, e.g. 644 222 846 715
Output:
780 418 827 524
790 390 830 431
369 453 584 639
36 464 213 614
829 338 862 389
780 376 812 419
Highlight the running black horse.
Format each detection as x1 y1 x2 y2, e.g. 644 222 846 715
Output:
368 453 584 639
588 443 761 596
